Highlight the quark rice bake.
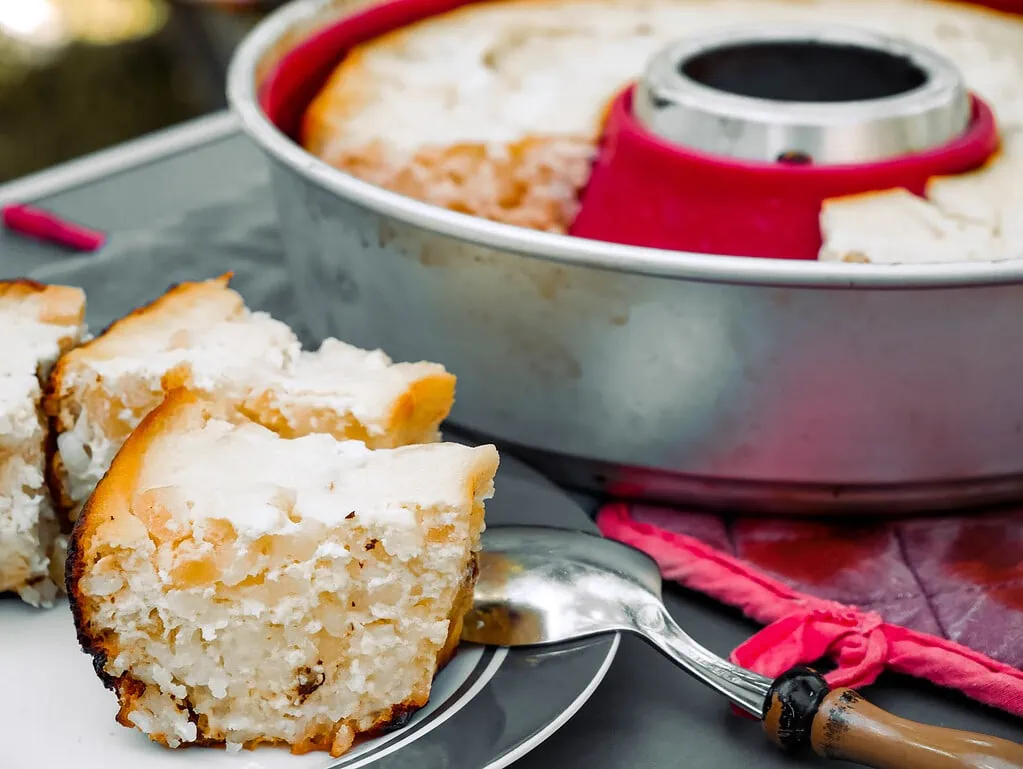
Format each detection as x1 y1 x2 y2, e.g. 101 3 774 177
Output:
67 389 498 755
46 274 455 521
0 274 502 757
303 0 1023 263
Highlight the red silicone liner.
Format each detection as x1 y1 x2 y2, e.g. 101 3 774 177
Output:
261 0 481 139
569 87 998 259
260 0 1008 260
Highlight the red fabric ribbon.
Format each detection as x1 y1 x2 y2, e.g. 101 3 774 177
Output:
732 606 888 689
598 503 1023 716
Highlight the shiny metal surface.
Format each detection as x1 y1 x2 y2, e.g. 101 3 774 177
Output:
463 525 773 718
634 25 971 164
228 0 1023 513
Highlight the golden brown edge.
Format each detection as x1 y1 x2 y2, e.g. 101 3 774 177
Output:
0 278 86 327
384 370 457 444
43 274 237 518
48 272 236 378
66 389 199 695
41 271 459 517
67 388 497 756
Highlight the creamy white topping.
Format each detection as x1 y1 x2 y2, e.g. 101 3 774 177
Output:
84 311 301 390
78 403 496 752
138 418 488 537
0 311 77 377
322 0 1023 156
57 299 450 511
0 311 79 446
820 188 1003 264
263 338 446 436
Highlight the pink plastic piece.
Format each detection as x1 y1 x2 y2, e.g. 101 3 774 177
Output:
2 204 106 252
569 88 998 259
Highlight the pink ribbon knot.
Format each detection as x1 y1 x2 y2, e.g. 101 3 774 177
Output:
731 604 889 689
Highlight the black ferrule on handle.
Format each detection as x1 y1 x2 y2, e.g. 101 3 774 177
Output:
762 666 831 751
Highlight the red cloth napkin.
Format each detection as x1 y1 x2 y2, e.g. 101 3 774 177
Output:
598 503 1023 716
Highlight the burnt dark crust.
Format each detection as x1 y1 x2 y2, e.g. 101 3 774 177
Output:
361 701 424 738
64 498 118 692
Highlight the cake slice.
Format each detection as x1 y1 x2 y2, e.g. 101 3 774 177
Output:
820 130 1023 265
926 129 1023 260
67 389 498 756
46 275 455 518
0 280 86 606
818 188 1002 264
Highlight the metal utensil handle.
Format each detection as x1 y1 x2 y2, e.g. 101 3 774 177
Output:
764 667 1023 769
635 604 774 718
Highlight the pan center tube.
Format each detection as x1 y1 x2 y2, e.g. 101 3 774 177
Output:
633 25 971 165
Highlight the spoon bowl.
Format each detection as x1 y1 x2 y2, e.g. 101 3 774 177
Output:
464 525 666 647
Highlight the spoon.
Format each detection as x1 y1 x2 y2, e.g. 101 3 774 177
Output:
461 525 1023 769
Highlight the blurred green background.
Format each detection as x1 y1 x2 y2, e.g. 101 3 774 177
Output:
0 0 286 182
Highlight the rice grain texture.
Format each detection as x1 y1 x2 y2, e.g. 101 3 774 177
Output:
0 280 86 606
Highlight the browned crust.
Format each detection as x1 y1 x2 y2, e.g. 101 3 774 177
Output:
65 390 184 693
44 271 459 521
384 370 457 445
926 134 1009 193
299 0 607 155
311 137 595 233
238 365 456 449
301 0 1023 235
67 389 489 757
820 187 925 211
299 6 596 233
46 273 235 408
301 0 1023 156
0 278 86 327
43 275 236 518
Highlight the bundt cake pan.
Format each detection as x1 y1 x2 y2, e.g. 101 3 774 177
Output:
228 0 1023 514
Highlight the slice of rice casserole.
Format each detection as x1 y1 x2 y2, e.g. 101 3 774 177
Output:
46 274 456 519
67 389 499 756
0 280 86 606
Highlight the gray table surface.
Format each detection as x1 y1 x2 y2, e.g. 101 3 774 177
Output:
1 113 1020 768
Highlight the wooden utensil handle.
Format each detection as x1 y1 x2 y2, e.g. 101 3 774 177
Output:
762 667 1023 769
